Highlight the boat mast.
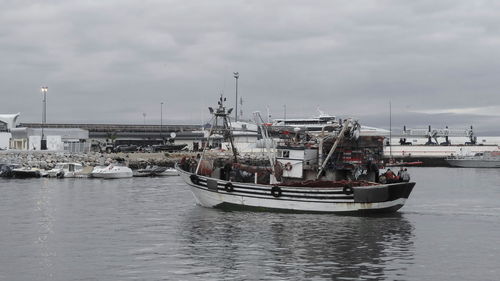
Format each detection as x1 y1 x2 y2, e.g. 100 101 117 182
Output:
389 101 392 159
253 111 276 172
316 119 352 180
211 95 238 162
195 95 238 173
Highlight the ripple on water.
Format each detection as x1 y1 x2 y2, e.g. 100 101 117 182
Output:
0 169 500 280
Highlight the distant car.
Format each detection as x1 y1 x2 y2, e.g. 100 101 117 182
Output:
152 144 188 152
113 145 138 153
140 146 154 153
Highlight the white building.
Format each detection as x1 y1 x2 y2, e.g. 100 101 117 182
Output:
10 127 90 153
0 113 20 150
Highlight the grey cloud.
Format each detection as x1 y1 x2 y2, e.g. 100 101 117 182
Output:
1 0 500 134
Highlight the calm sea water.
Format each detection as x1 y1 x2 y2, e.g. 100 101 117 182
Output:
1 168 499 281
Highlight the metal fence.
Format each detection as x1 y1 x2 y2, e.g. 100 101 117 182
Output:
64 142 91 153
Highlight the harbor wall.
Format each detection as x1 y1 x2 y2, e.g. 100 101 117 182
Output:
0 151 192 170
383 144 500 167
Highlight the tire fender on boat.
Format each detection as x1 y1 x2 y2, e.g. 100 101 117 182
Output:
271 186 282 198
224 182 234 192
190 174 200 185
284 162 293 171
343 186 354 195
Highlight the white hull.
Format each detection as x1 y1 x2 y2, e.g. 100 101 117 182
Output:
188 184 407 213
95 172 133 179
178 168 414 214
91 165 133 179
446 159 500 168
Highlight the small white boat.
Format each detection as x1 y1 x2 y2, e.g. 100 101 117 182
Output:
446 151 500 168
47 163 85 178
91 164 133 179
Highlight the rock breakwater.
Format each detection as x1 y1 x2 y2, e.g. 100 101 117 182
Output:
0 151 192 170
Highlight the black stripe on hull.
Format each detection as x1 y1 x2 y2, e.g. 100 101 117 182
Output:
179 168 414 204
213 202 405 215
192 179 356 200
200 178 348 195
189 183 356 203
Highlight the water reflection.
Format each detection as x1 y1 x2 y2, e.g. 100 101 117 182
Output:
36 179 56 280
179 208 414 280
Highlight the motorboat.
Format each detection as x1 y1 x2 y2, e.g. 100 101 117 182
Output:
47 163 86 178
133 165 168 177
446 151 500 168
10 167 43 178
91 164 133 179
177 96 415 214
0 163 21 178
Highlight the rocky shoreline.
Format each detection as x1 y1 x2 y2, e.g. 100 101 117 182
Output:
0 151 194 170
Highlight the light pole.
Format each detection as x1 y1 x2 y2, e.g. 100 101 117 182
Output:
41 86 48 150
283 104 287 124
233 72 239 122
160 102 164 142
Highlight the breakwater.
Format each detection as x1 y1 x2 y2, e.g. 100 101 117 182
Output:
0 151 191 169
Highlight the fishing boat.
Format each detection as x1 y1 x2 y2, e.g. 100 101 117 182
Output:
177 96 415 214
445 151 500 168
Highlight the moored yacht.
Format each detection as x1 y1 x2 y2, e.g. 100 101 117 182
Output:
446 151 500 168
271 110 389 136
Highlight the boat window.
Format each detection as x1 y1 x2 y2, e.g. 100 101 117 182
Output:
283 150 290 158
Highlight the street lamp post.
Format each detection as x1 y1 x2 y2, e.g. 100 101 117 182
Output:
283 104 287 123
160 102 164 142
41 86 48 150
233 72 239 122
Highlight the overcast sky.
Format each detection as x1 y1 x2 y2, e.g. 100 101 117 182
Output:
1 0 500 134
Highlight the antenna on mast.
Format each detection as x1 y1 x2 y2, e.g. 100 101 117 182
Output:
389 101 392 159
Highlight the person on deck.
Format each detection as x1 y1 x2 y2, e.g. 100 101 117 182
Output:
180 156 188 171
189 156 198 173
397 167 404 178
385 169 397 183
401 168 411 182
